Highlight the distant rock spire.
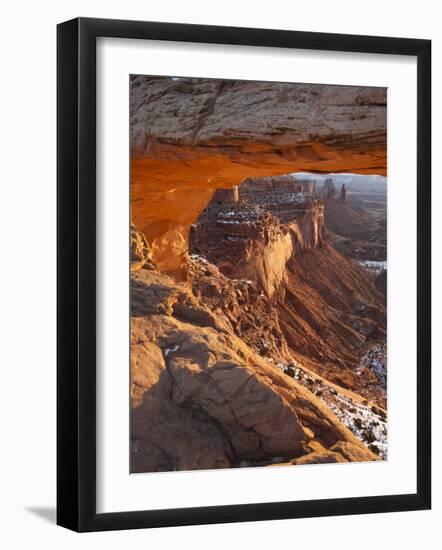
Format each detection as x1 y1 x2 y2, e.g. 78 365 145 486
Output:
323 178 336 202
340 183 347 203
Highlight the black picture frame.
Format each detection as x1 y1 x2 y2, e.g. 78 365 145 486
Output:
57 17 431 532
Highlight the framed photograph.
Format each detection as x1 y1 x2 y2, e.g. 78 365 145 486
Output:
57 17 431 531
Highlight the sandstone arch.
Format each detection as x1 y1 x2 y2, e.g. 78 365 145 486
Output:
130 76 386 276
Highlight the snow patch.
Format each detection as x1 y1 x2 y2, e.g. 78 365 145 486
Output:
164 344 180 357
359 260 387 276
190 254 209 264
357 344 387 391
273 361 388 460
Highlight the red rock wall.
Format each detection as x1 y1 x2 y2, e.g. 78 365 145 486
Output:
190 176 325 297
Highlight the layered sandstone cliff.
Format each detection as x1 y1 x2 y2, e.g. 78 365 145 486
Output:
189 175 386 407
130 76 386 275
190 175 324 297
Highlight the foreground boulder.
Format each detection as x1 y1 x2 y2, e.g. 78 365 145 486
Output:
130 222 157 271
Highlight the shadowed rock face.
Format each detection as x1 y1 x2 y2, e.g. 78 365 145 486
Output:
130 76 386 275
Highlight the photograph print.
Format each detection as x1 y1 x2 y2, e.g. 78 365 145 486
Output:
129 76 387 473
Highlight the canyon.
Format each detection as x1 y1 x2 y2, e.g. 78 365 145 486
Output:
190 176 324 297
319 176 387 263
190 175 386 407
130 76 387 472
